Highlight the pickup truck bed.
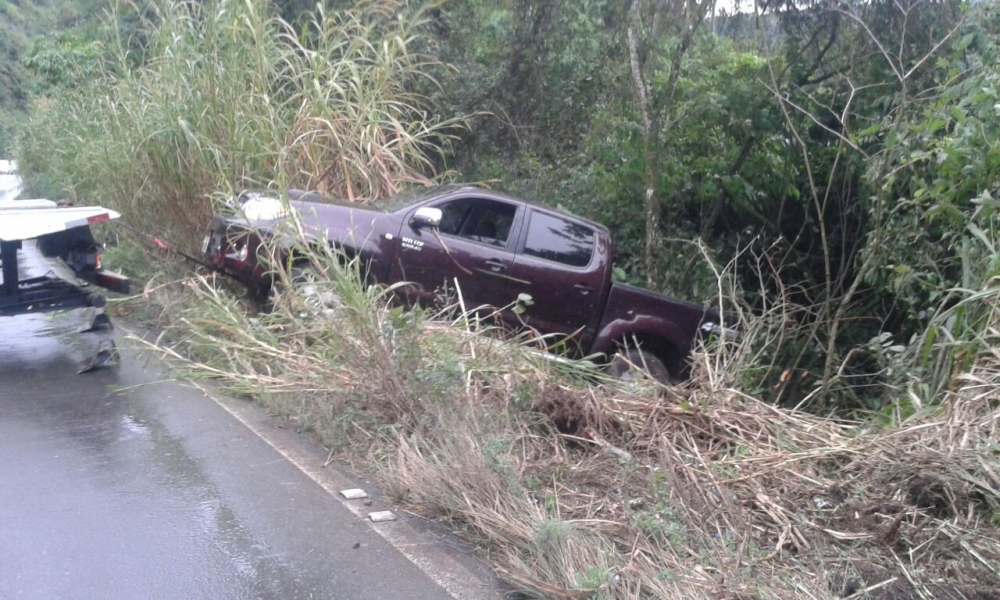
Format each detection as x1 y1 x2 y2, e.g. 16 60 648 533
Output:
595 283 720 375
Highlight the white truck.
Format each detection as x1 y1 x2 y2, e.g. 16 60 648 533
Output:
0 200 129 349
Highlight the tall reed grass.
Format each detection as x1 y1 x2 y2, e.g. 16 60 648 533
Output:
15 0 459 246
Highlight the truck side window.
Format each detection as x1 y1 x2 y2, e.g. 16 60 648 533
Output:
438 199 474 235
523 211 594 267
436 198 517 247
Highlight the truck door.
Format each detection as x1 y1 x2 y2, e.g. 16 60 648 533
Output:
510 209 605 353
389 195 526 313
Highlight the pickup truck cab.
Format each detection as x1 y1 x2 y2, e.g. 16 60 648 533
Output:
204 185 726 381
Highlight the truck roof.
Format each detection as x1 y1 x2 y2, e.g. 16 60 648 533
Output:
0 203 121 242
286 185 611 235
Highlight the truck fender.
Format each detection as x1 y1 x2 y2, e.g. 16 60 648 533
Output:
591 315 690 361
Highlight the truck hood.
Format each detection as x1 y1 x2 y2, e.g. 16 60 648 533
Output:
280 200 399 251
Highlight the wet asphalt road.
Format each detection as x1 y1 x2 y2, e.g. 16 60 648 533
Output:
0 251 493 599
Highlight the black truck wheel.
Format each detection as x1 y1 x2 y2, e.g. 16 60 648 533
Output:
607 348 675 385
269 263 340 315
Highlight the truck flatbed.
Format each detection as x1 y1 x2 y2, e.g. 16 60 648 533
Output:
0 198 130 371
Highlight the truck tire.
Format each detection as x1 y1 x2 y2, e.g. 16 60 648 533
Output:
607 349 675 386
269 263 339 315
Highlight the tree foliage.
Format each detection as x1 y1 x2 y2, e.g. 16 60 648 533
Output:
0 0 95 151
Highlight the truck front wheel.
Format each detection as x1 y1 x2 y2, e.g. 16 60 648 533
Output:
607 349 675 386
269 263 340 314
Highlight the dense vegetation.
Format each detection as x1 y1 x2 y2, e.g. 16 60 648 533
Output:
7 0 1000 410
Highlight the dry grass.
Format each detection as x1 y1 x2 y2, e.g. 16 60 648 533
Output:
382 374 1000 599
122 256 1000 599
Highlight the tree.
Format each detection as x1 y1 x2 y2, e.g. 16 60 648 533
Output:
626 0 714 287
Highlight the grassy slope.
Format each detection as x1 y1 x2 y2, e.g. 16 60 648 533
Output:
114 243 1000 600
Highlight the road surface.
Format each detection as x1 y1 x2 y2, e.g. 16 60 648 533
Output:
0 247 497 599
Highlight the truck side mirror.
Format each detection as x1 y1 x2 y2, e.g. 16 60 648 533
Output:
410 207 442 230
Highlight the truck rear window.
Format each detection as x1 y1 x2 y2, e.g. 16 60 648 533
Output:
522 211 594 267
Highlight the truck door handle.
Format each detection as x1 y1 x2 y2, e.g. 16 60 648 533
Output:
574 284 593 296
485 259 506 272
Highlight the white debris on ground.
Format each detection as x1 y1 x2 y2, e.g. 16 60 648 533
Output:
340 488 369 500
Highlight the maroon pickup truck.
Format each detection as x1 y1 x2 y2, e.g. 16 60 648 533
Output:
203 185 728 382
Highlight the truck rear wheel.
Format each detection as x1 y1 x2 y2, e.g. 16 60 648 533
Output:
607 349 675 386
